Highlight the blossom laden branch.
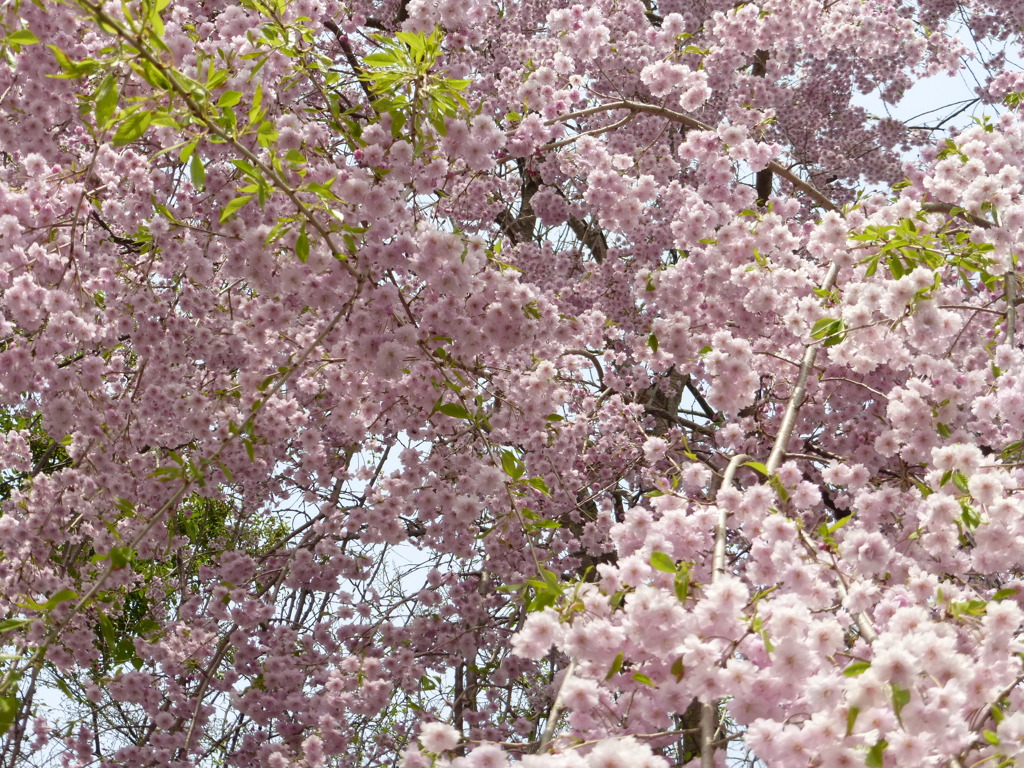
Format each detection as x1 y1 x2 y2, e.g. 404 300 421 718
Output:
545 100 839 211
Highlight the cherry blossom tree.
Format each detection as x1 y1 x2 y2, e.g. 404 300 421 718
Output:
2 0 1024 766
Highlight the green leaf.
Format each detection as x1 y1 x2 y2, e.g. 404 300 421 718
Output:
17 589 79 612
190 152 205 190
134 618 159 636
295 227 309 263
112 109 153 145
647 333 658 354
501 450 525 480
98 611 116 649
823 319 846 347
811 317 836 338
671 656 684 681
650 551 677 573
743 461 769 476
219 195 254 222
526 477 550 496
983 729 999 745
363 52 399 68
826 515 852 536
249 83 263 125
135 59 170 89
6 28 39 46
845 707 860 737
768 475 790 503
0 696 18 736
94 74 118 127
937 422 951 438
810 317 845 346
892 684 910 720
109 547 132 570
45 589 78 610
843 661 871 677
217 90 243 107
674 568 690 603
994 588 1020 601
865 739 887 768
605 652 624 680
437 402 471 419
960 504 981 530
954 599 988 616
631 672 656 687
0 618 31 633
396 31 426 57
48 45 98 78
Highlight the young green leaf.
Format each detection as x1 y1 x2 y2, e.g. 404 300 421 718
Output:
605 651 624 680
631 672 656 687
650 551 677 573
865 739 888 768
190 152 205 190
219 195 254 222
217 90 243 107
112 109 153 145
526 477 550 496
845 707 860 737
436 403 471 419
501 450 525 480
671 656 685 681
6 29 39 46
94 73 118 127
843 661 871 677
0 696 18 736
0 618 31 633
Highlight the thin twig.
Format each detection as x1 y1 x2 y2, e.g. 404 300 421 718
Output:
543 113 636 151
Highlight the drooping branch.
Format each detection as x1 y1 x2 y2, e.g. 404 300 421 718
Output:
545 100 838 212
537 659 576 752
701 453 749 768
765 261 840 474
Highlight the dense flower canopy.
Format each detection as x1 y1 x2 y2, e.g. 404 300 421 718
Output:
2 0 1024 766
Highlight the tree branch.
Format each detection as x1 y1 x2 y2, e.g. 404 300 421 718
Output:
701 453 749 768
566 215 608 262
765 262 840 474
537 660 576 752
545 100 838 211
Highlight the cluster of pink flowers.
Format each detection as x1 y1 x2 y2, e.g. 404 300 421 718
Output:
4 0 1024 767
